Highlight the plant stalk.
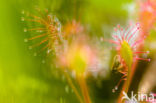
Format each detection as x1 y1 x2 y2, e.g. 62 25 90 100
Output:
77 73 92 103
63 70 84 103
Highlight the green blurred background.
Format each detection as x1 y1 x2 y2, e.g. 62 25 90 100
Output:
0 0 144 103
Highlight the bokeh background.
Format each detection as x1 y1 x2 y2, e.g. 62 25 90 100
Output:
0 0 156 103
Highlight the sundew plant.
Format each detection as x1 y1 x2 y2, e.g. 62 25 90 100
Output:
0 0 156 103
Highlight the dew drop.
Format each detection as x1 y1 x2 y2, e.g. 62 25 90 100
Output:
24 38 28 42
24 28 27 32
21 17 25 21
115 86 118 90
112 89 115 93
